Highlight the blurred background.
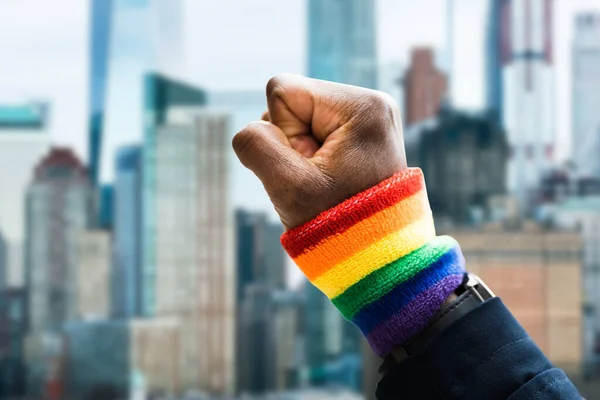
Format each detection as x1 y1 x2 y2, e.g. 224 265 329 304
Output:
0 0 599 398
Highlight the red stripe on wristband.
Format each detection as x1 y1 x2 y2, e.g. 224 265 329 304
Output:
281 168 425 258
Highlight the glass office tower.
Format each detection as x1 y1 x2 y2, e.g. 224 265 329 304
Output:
307 0 378 89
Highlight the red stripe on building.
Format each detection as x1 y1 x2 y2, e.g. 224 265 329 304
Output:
501 0 513 65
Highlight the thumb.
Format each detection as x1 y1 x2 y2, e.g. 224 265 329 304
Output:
232 121 316 192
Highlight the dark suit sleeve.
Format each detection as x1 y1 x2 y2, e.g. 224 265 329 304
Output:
376 298 582 400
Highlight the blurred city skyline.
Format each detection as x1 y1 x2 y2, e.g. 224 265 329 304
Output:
1 0 600 398
0 0 597 205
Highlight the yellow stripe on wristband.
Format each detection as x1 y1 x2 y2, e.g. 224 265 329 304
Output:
294 190 431 280
310 214 436 298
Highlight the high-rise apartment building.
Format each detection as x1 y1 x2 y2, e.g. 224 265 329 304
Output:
0 104 50 288
77 231 111 320
113 145 142 318
24 148 92 394
403 48 447 126
308 0 378 89
500 0 555 208
572 13 600 179
143 74 233 394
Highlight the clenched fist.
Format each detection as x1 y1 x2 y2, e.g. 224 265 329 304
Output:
232 74 407 229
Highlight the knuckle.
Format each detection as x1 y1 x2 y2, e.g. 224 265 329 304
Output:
232 125 260 158
266 75 288 99
368 90 397 113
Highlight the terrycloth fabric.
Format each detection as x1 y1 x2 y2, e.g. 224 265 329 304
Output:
281 168 466 356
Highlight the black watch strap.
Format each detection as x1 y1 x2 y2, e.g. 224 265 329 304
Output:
379 273 495 375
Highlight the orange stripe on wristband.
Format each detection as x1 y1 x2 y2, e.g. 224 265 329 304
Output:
281 169 425 258
311 214 436 298
295 190 431 280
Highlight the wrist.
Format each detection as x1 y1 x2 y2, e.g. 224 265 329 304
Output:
281 168 466 356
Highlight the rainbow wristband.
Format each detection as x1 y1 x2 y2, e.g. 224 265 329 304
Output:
281 168 466 356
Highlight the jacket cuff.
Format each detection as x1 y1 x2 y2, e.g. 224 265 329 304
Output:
281 168 465 356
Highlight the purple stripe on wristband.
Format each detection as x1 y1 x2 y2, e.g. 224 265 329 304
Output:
366 273 464 357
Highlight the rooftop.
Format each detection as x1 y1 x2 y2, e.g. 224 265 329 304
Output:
0 103 47 130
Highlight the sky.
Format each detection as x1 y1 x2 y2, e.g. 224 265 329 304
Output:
0 0 599 196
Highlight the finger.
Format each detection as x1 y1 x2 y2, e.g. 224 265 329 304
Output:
232 121 315 188
261 110 270 121
265 74 376 143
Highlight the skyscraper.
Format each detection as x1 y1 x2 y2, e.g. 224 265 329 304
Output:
100 0 184 183
0 103 50 288
403 48 447 126
24 148 92 394
141 73 207 317
308 0 378 89
142 74 234 394
235 210 285 302
404 110 508 225
235 210 286 393
113 145 142 318
0 288 28 398
501 0 555 208
208 91 277 217
486 0 504 119
304 282 344 378
572 13 600 179
0 232 6 291
77 231 112 320
88 0 114 186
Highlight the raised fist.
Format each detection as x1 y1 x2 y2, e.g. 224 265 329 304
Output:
232 74 407 229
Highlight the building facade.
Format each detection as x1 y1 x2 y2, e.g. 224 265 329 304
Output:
113 145 143 318
235 210 287 394
0 103 50 288
448 223 583 372
208 91 279 217
0 232 6 291
552 197 600 375
403 48 447 126
405 109 509 225
24 148 92 394
572 13 600 179
141 73 207 317
501 0 556 208
235 209 285 302
0 289 28 398
77 231 112 320
238 285 302 394
304 282 343 379
308 0 378 89
63 318 181 398
143 74 234 394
